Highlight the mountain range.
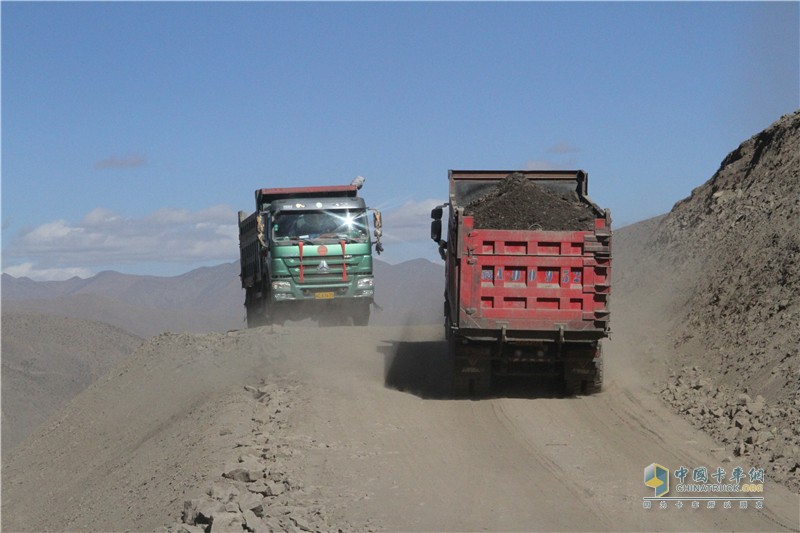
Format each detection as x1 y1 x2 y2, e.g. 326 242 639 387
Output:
2 258 445 338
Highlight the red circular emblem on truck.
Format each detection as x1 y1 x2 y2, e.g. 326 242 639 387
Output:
317 245 328 256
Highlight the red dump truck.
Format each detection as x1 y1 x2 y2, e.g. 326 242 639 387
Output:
430 170 611 395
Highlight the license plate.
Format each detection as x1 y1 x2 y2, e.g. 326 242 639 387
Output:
314 291 335 300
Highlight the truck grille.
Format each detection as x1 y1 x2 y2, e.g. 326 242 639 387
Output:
283 257 361 284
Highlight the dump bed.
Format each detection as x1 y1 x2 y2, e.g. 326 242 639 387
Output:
256 185 358 205
448 170 611 342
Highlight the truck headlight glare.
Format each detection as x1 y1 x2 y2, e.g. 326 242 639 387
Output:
272 281 291 291
357 277 374 288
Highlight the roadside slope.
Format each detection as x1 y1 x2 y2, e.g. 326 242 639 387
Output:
2 327 291 532
3 294 243 339
1 313 142 452
615 110 800 490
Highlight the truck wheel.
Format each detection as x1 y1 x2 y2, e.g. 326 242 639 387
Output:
451 375 491 397
245 296 260 328
447 335 466 397
564 378 582 396
352 303 370 326
246 299 272 328
451 376 472 397
448 337 492 397
472 374 492 396
246 308 259 328
584 345 604 395
318 314 346 327
247 308 268 328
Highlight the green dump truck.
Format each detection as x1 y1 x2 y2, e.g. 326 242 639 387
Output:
238 179 383 327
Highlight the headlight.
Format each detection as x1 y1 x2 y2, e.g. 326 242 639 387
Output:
357 277 374 288
272 281 291 291
274 293 295 301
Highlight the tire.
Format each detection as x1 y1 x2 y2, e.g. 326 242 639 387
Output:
448 336 492 398
246 307 259 328
245 290 272 328
472 373 492 396
246 305 270 328
245 289 260 328
352 303 370 326
447 335 466 397
564 378 582 396
451 376 472 397
584 344 604 395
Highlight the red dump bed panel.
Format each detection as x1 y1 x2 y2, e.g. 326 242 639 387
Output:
456 215 610 336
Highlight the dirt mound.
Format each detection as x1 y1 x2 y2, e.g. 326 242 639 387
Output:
1 327 363 532
1 313 142 453
619 109 800 490
464 172 596 231
163 381 351 533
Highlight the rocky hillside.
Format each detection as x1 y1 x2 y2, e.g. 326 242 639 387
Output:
618 109 800 490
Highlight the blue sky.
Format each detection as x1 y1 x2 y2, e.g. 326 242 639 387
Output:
2 1 798 280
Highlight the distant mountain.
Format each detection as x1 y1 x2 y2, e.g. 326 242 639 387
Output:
2 262 244 338
2 262 242 316
2 258 445 337
372 258 444 326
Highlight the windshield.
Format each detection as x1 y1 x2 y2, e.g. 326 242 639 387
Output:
272 209 369 243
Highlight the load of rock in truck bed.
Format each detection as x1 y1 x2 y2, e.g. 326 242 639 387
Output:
464 172 597 231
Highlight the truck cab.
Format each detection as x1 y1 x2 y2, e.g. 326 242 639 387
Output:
239 183 382 327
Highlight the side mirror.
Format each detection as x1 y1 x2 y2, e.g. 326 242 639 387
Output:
370 208 384 255
431 206 443 220
431 219 442 242
372 209 382 238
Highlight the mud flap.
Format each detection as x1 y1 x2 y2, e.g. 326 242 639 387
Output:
563 344 603 396
449 339 492 397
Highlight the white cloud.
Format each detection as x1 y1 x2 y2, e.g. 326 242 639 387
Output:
5 205 240 271
82 207 122 226
25 219 83 241
523 159 559 171
4 201 445 279
546 141 580 154
94 154 147 170
2 262 93 281
380 199 443 244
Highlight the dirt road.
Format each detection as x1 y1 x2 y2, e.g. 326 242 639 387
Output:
3 324 798 532
278 325 799 532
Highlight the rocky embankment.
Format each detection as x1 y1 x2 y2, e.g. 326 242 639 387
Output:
164 382 354 533
662 366 800 491
617 110 800 492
